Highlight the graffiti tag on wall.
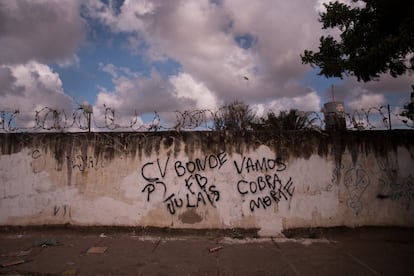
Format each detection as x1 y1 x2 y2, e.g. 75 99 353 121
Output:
140 153 295 215
141 153 226 215
30 149 107 173
234 157 294 212
378 160 414 210
343 164 370 215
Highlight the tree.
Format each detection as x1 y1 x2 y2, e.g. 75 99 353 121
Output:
252 110 315 131
213 101 256 131
400 102 414 122
400 86 414 122
301 0 414 82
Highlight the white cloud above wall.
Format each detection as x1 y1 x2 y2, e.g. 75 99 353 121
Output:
0 62 73 111
84 0 324 112
0 0 85 65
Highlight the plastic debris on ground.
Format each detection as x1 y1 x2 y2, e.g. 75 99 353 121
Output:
208 246 223 252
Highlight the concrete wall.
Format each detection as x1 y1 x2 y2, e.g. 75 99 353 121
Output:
1 131 413 236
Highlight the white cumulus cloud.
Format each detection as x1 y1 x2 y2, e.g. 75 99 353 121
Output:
0 62 74 129
84 0 324 111
0 0 85 64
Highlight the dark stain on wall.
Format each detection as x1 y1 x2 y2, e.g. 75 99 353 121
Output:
178 209 203 224
1 131 413 165
163 136 174 149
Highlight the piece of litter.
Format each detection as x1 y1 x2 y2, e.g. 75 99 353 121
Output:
0 259 32 268
86 246 107 254
208 246 223 252
33 239 61 247
1 250 31 258
99 233 107 238
151 238 162 253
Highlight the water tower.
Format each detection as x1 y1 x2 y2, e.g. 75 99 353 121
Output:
322 101 346 131
322 85 346 131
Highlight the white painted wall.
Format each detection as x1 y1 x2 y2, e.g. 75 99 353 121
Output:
0 132 413 236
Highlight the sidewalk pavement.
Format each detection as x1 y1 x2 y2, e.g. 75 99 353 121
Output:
0 226 413 275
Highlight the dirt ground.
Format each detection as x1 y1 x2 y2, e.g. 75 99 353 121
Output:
0 226 413 275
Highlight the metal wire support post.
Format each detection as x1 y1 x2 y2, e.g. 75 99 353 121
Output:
387 104 392 130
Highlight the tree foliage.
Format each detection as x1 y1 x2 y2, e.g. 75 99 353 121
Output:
253 110 315 131
213 100 318 131
213 101 256 131
301 0 414 81
400 102 414 121
400 86 414 122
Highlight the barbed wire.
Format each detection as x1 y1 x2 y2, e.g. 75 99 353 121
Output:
0 104 413 133
344 105 414 130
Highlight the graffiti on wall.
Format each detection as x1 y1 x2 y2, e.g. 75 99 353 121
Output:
141 153 226 215
27 133 149 176
31 149 47 173
234 157 294 212
53 205 72 218
343 164 370 215
66 155 106 172
140 153 295 216
377 160 414 210
31 148 107 173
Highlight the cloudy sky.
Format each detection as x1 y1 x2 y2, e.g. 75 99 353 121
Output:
0 0 412 129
